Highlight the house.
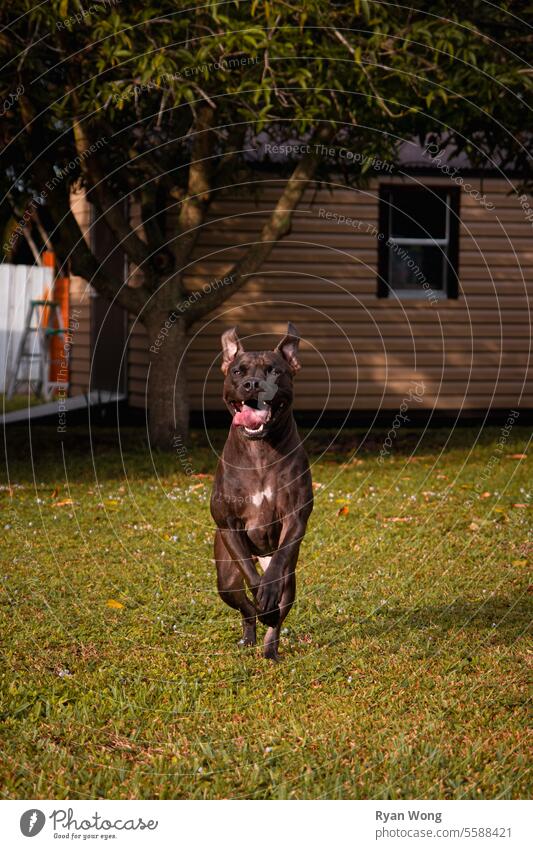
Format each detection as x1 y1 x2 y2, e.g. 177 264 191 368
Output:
67 150 533 423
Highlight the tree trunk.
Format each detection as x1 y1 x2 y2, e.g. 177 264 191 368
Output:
144 313 189 450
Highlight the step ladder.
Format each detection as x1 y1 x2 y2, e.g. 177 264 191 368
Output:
7 299 69 401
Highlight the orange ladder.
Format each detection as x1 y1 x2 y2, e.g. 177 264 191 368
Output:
7 299 67 401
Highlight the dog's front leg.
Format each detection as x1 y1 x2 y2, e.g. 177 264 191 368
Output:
263 565 297 662
257 517 307 628
218 521 260 599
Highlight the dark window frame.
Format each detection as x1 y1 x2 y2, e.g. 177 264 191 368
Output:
377 185 460 300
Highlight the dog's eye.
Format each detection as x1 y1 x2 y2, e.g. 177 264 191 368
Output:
231 367 242 376
267 366 280 376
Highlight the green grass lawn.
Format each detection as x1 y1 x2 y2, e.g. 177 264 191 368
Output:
1 393 43 414
0 424 531 799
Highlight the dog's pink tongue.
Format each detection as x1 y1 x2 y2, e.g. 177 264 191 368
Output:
233 405 269 428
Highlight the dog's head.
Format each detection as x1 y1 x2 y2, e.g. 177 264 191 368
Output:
220 322 301 440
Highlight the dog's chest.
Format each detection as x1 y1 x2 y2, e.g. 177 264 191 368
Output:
249 484 274 508
245 483 276 532
243 482 281 552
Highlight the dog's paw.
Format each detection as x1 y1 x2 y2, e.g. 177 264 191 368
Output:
238 636 256 648
263 626 281 661
238 623 257 647
263 646 281 662
257 573 282 622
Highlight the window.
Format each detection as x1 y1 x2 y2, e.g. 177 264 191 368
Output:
377 186 460 300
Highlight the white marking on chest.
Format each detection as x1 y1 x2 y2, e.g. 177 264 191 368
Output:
257 556 272 572
250 485 273 507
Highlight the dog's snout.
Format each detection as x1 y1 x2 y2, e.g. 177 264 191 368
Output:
242 378 261 392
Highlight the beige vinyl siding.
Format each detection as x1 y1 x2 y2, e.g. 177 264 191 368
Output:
127 176 532 413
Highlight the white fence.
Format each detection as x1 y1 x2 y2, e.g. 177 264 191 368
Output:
0 263 53 393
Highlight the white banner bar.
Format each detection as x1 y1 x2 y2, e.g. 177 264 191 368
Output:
1 799 531 848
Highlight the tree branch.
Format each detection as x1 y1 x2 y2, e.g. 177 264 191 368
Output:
139 187 165 250
45 180 148 315
22 222 41 264
72 119 156 272
184 123 336 325
172 104 216 272
33 207 52 251
18 97 147 314
212 124 249 190
332 28 407 119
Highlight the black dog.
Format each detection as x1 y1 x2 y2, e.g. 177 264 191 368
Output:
210 323 313 660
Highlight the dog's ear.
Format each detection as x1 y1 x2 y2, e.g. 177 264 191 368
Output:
221 327 243 374
275 321 301 373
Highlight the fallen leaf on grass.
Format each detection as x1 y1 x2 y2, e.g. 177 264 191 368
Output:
337 505 349 516
481 492 491 498
512 504 527 508
53 499 73 507
508 454 527 459
512 559 528 567
106 599 124 610
312 482 323 490
385 516 413 523
189 483 204 491
340 459 364 469
469 522 480 531
191 474 213 479
105 734 135 752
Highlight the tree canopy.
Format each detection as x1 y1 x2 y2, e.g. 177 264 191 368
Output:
0 0 531 444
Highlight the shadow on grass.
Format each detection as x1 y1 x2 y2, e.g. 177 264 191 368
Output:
2 425 216 483
358 595 532 647
1 422 530 483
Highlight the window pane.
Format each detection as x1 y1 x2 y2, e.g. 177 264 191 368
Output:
389 244 446 291
389 189 448 239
